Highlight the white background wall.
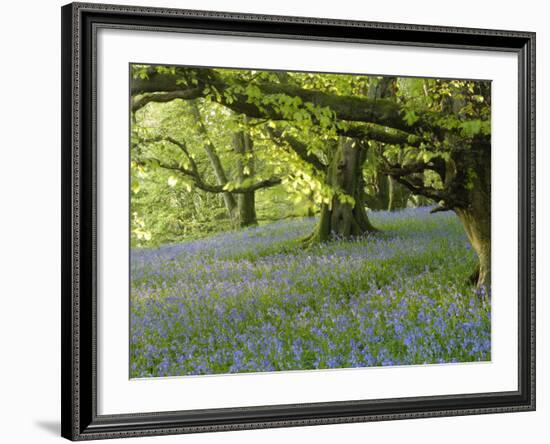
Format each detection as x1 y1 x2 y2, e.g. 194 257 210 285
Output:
0 0 545 443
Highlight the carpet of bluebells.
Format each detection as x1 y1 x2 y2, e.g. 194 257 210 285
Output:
130 207 491 378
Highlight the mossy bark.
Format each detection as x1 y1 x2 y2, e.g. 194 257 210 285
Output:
305 138 376 245
451 139 491 291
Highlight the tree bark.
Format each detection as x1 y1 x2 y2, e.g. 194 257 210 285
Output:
452 145 491 291
446 134 491 291
455 203 490 291
305 138 376 244
188 102 239 225
233 127 258 227
237 191 257 228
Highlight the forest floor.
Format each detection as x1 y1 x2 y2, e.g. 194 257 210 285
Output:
130 207 491 378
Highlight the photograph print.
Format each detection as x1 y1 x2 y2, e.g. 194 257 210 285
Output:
129 64 491 378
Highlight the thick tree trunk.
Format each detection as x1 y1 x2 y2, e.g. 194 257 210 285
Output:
238 191 257 227
456 210 490 290
455 188 491 291
305 138 376 244
233 127 258 227
452 139 491 292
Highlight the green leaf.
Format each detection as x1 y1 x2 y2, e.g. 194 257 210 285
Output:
460 119 482 137
404 110 419 126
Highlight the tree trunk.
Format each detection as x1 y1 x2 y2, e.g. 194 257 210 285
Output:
364 80 411 212
388 176 411 211
189 101 239 226
233 127 258 227
238 191 257 227
387 175 395 211
455 204 490 290
451 139 491 291
364 171 389 211
202 143 238 223
305 137 376 244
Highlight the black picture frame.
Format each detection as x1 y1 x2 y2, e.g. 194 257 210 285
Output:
61 2 536 440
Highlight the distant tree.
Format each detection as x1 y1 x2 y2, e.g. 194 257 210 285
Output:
132 100 280 230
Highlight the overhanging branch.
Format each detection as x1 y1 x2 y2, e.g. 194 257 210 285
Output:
137 156 281 194
132 88 203 112
266 128 326 172
130 68 447 134
379 156 446 202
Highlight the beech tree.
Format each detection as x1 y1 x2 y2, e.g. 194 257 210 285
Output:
131 66 491 288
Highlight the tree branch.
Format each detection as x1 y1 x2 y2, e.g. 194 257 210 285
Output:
379 156 446 202
130 68 444 133
391 176 444 202
137 156 281 194
132 88 203 112
136 135 202 176
340 122 422 147
266 127 326 172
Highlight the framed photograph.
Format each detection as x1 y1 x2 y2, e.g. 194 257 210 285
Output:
61 2 535 440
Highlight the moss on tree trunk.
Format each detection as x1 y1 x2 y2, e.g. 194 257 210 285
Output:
305 138 376 245
452 139 491 292
455 189 491 291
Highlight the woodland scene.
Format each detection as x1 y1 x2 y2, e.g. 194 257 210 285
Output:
129 65 491 377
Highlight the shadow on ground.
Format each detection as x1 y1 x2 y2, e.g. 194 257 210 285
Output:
35 420 59 436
